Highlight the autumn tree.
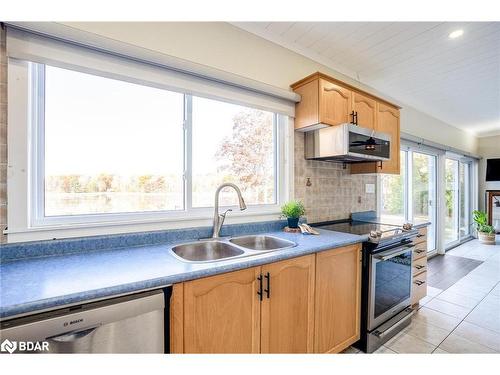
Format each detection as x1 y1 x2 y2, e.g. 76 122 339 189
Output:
215 109 274 202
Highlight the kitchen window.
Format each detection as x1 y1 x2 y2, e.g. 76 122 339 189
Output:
8 61 287 236
43 65 186 216
6 27 296 241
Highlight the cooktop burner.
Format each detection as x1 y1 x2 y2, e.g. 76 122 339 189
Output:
311 220 416 245
313 221 401 236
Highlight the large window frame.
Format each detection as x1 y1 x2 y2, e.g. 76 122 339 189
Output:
379 141 478 255
7 60 292 241
380 146 439 254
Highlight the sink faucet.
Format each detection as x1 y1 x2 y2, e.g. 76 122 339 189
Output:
212 183 247 238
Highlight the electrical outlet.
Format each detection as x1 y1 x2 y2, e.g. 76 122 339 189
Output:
365 183 375 194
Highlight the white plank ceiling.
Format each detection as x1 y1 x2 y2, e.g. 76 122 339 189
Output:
232 22 500 137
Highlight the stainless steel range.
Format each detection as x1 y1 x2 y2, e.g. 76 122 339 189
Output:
312 219 418 353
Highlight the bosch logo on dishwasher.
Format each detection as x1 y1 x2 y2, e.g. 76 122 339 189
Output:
63 318 84 327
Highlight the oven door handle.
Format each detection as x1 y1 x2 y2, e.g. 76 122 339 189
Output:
374 245 414 261
373 309 415 339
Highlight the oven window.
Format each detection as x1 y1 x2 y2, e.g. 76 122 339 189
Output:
348 132 390 158
374 250 412 319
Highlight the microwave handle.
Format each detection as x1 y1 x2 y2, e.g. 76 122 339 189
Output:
374 245 414 261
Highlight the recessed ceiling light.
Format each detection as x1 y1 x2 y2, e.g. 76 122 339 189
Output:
449 29 464 39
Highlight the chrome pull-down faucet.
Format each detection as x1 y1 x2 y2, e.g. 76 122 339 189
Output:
212 183 247 238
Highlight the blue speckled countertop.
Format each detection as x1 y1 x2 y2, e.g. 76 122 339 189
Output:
0 228 366 320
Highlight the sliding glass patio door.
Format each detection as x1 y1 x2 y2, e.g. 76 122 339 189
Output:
381 148 437 252
445 157 472 248
412 152 437 251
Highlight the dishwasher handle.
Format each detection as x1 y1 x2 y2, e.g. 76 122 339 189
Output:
47 325 100 343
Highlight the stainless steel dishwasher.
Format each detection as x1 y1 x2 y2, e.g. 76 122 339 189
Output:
0 289 169 354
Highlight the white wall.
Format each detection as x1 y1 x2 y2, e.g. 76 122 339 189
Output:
62 22 479 154
478 135 500 210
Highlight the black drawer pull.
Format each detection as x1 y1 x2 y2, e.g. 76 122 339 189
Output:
264 272 270 299
257 274 263 301
415 265 425 270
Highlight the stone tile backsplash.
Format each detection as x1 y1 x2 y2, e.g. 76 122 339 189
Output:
294 132 377 223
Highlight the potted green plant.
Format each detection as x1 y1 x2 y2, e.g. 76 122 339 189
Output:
472 210 496 245
281 200 305 229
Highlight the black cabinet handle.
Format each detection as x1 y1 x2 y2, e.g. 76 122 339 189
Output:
264 272 270 299
354 111 358 125
350 110 355 124
257 274 263 301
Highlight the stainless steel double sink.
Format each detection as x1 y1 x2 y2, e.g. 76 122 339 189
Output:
170 235 296 263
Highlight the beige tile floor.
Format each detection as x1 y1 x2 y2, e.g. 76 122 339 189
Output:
343 237 500 354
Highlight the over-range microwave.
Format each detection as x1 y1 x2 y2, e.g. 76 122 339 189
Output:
304 123 391 162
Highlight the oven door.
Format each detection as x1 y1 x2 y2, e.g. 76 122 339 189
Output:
368 242 414 331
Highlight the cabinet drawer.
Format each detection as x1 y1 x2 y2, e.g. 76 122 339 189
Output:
411 272 427 305
412 242 427 260
413 227 427 245
413 256 427 276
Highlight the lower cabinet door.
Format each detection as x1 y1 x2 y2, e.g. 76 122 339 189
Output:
181 267 262 353
260 255 316 353
314 244 361 353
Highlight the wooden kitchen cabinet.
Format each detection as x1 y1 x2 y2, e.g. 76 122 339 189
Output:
319 79 353 127
350 102 401 175
314 244 361 353
260 255 316 353
291 72 401 175
352 91 377 130
171 255 315 354
411 226 429 307
292 77 352 130
171 246 360 354
171 267 262 353
291 72 400 132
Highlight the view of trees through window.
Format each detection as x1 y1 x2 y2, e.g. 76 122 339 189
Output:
192 97 275 207
43 65 277 217
381 150 437 251
380 151 406 221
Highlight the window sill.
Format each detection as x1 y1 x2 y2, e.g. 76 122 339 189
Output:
5 208 282 243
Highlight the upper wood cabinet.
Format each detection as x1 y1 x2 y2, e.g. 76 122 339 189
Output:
319 79 353 127
291 72 400 132
352 91 377 130
261 255 315 353
291 72 401 175
314 244 361 353
293 77 352 129
350 102 401 175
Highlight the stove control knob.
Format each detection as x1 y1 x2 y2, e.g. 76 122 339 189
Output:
376 230 383 237
370 230 380 238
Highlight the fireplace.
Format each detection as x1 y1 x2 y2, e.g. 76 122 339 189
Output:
486 190 500 234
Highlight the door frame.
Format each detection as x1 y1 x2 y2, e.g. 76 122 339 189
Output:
444 154 475 250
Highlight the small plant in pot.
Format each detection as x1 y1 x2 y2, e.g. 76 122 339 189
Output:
281 201 305 229
472 210 496 245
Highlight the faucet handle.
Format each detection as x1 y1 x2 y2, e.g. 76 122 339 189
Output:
220 208 233 219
